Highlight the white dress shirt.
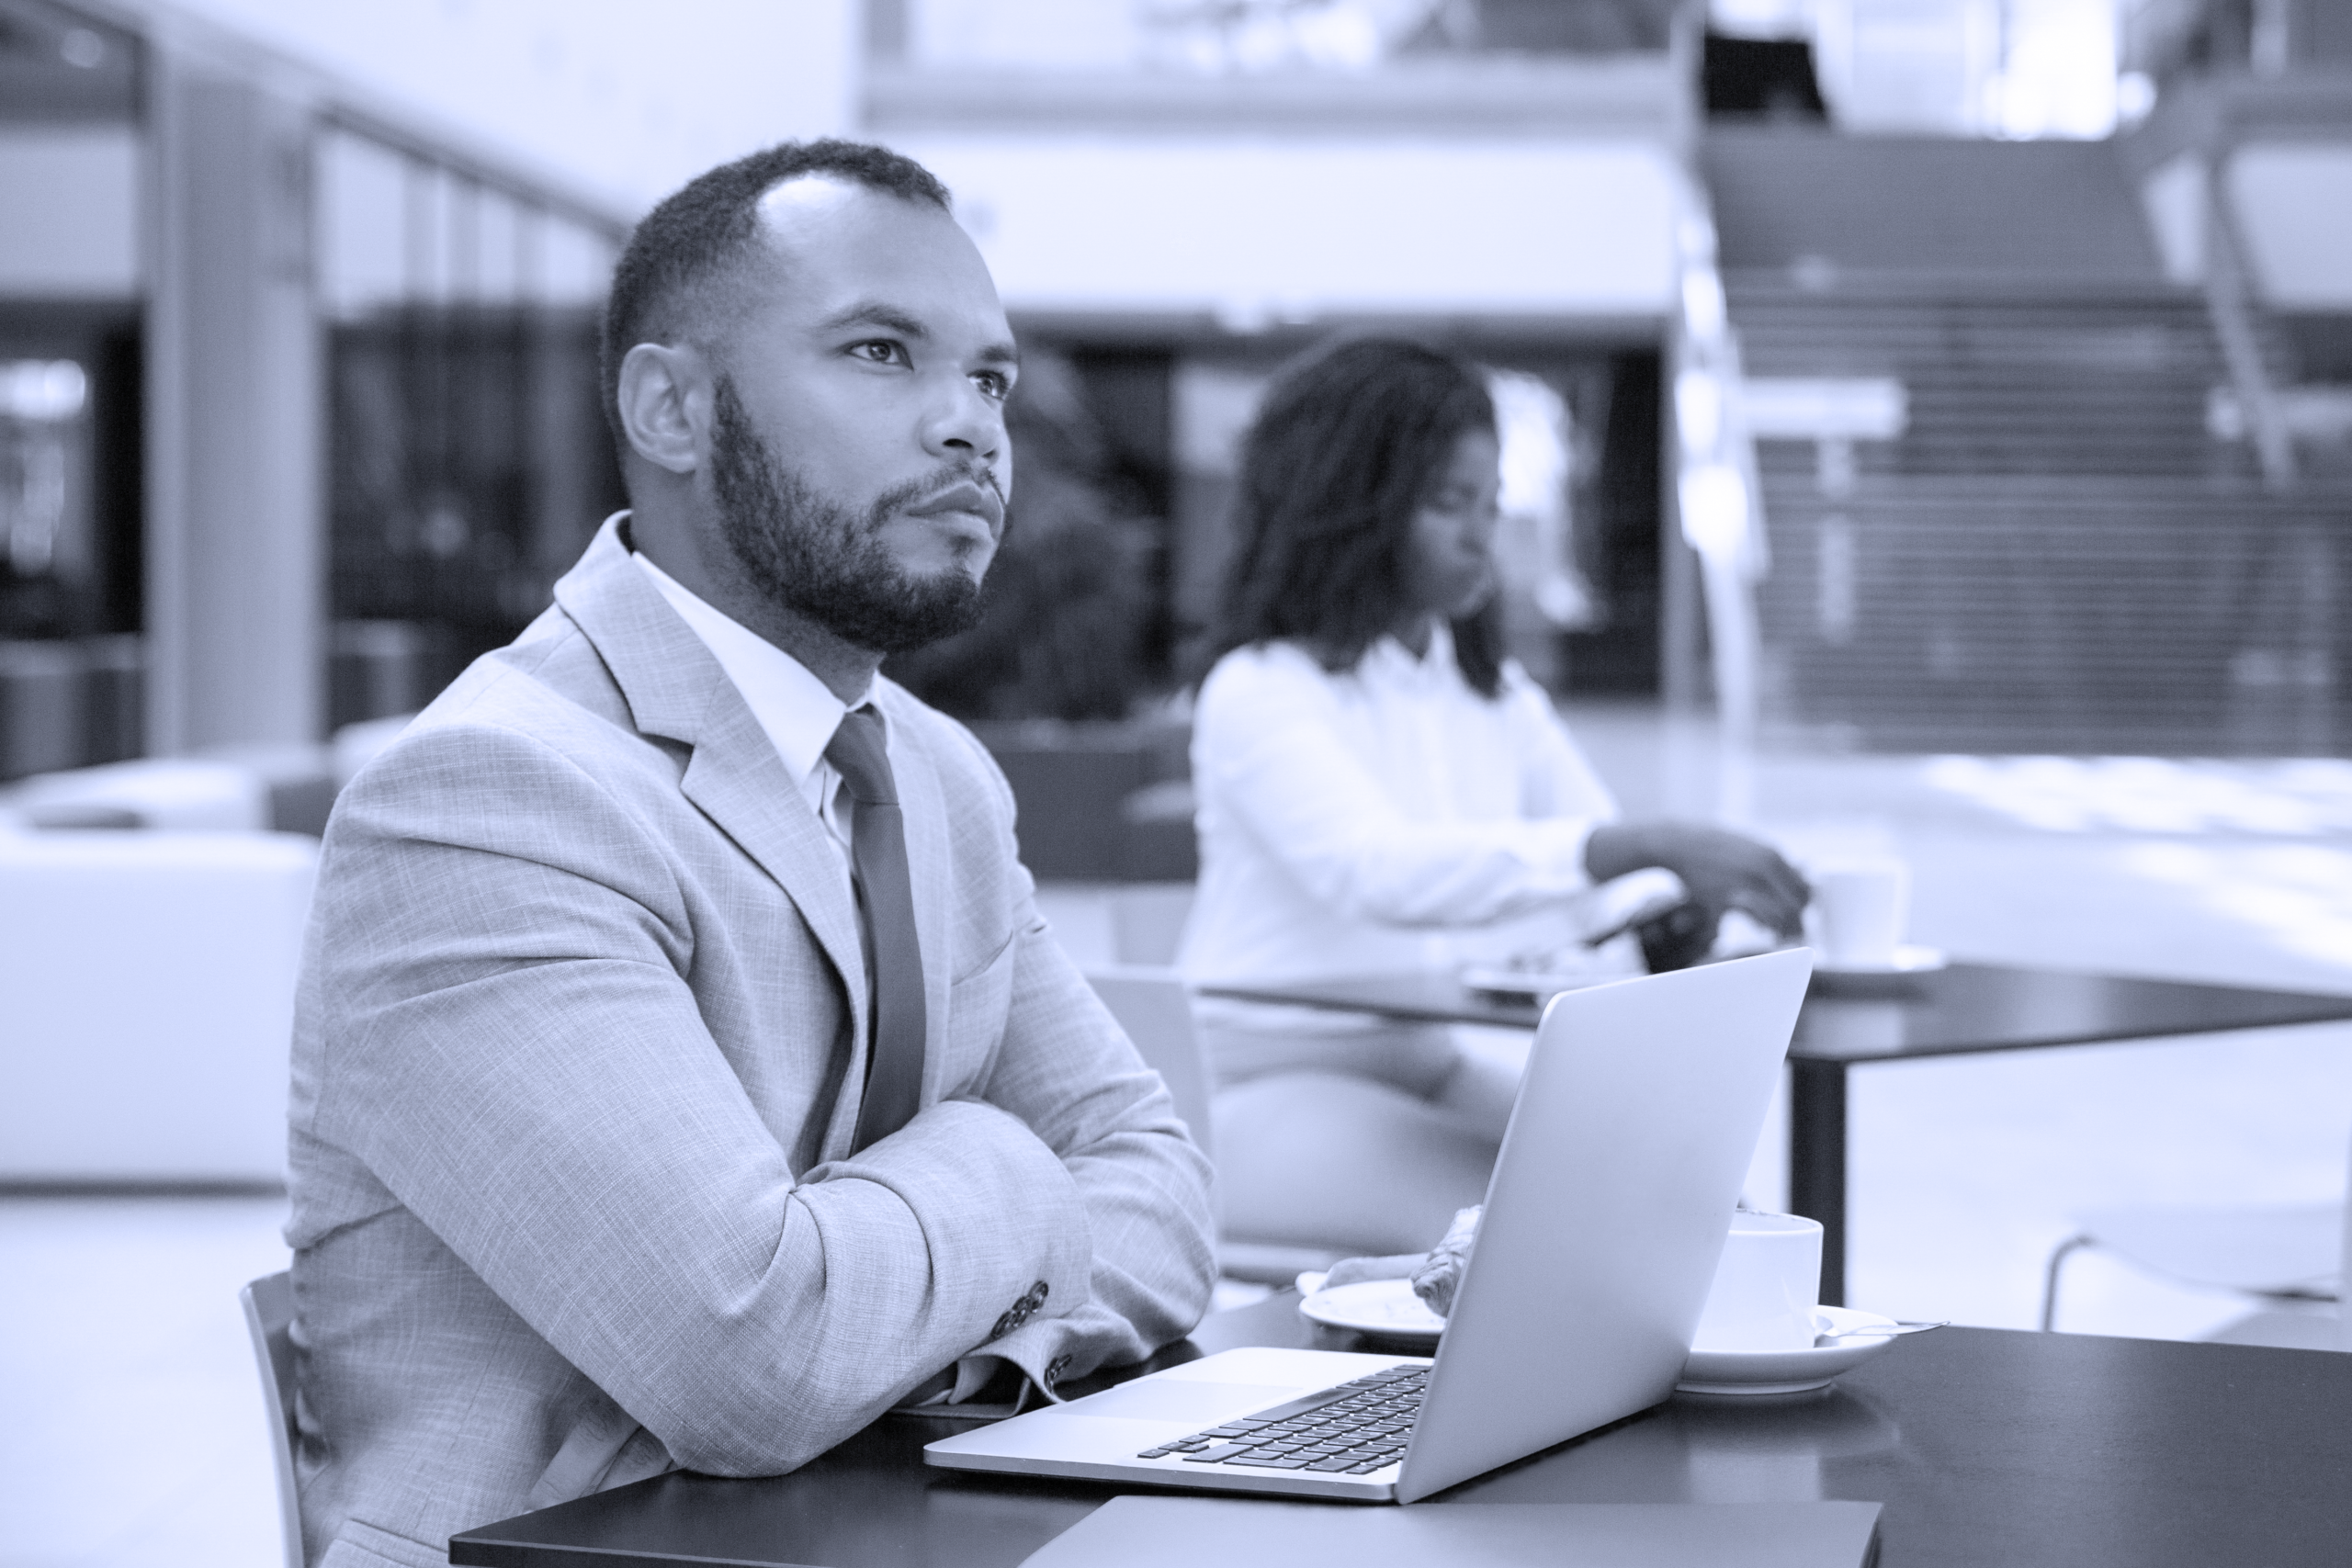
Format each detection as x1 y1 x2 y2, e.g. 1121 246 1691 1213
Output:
1178 626 1618 1035
632 551 867 882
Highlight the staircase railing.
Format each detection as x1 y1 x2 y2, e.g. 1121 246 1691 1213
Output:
2199 147 2299 491
1667 181 1767 825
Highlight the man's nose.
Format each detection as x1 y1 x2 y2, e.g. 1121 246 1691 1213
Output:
924 378 1006 464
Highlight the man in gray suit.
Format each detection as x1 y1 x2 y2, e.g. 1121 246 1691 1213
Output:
286 140 1218 1568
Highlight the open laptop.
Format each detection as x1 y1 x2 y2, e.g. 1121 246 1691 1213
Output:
926 946 1815 1504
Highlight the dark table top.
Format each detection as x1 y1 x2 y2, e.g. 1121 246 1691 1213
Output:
1200 962 2352 1066
451 1294 2352 1568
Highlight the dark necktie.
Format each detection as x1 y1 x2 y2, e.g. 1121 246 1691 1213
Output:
825 705 926 1151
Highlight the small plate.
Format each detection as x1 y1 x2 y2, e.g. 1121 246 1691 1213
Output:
1458 966 1613 1003
1810 946 1947 995
1677 1307 1904 1395
1814 944 1946 977
1296 1283 1907 1392
1296 1276 1444 1348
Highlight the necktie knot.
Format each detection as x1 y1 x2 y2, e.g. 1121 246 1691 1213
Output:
826 706 898 806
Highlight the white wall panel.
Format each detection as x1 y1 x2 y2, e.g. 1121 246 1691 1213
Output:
2138 152 2204 287
0 128 140 297
2230 145 2352 310
899 136 1679 321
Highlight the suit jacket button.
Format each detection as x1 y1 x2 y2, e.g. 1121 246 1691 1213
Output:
990 1311 1014 1340
1045 1354 1072 1390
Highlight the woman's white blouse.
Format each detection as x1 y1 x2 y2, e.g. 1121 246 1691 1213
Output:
1177 629 1619 1010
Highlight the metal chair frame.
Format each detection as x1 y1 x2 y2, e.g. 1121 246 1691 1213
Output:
240 1270 304 1568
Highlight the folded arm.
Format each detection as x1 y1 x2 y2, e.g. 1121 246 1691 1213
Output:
313 723 1210 1475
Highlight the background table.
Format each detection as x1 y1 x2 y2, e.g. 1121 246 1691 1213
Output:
451 1292 2352 1568
1199 962 2352 1303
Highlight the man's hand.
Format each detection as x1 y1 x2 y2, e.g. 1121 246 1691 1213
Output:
1585 822 1811 947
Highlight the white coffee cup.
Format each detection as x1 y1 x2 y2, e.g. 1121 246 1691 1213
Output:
1692 1211 1824 1352
1807 859 1909 967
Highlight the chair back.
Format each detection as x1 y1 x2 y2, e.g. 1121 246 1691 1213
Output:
240 1271 304 1568
12 758 271 830
0 830 316 1181
1107 883 1195 967
1084 965 1213 1161
1081 965 1350 1286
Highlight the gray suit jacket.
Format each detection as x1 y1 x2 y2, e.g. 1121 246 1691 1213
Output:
286 518 1216 1568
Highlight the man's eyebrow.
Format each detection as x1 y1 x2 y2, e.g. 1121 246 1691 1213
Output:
816 303 1019 370
816 301 931 339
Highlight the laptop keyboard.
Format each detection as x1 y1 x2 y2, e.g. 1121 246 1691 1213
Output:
1133 1365 1427 1475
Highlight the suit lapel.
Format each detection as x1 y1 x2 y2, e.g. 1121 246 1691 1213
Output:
552 518 871 1058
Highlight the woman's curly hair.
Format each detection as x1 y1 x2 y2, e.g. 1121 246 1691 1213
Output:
1204 337 1505 697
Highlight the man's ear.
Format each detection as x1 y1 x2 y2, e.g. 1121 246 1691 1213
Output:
616 343 708 475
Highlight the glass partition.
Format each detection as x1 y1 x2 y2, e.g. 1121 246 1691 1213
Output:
0 0 142 776
316 124 625 727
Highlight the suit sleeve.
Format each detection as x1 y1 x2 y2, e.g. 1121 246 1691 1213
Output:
309 717 1189 1477
950 911 1219 1395
909 713 1217 1395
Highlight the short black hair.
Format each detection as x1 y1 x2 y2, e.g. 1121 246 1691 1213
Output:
1204 337 1505 697
600 138 952 446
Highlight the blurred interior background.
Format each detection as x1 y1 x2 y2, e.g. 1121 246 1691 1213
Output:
3 2 2349 1562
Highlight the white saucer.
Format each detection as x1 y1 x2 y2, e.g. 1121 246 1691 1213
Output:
1297 1281 1906 1392
1458 966 1612 1002
1677 1307 1904 1395
1295 1275 1443 1347
1814 944 1946 977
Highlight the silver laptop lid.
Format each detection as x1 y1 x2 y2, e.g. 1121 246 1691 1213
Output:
1395 948 1813 1502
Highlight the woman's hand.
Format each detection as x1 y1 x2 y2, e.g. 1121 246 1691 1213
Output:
1319 1253 1426 1290
1585 822 1811 945
1315 1206 1484 1318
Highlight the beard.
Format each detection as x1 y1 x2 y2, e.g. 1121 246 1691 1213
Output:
707 376 990 655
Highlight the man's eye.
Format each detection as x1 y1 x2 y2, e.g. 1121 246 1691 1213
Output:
974 371 1012 400
853 342 908 366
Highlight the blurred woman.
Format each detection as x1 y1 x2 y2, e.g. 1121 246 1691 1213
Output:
1177 337 1804 1256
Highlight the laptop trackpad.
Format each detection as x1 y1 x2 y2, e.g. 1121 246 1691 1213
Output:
1063 1382 1299 1423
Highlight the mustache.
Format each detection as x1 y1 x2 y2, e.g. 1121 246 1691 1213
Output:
871 462 1007 525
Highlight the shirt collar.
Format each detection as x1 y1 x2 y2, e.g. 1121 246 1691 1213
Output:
1359 620 1457 689
630 550 872 784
